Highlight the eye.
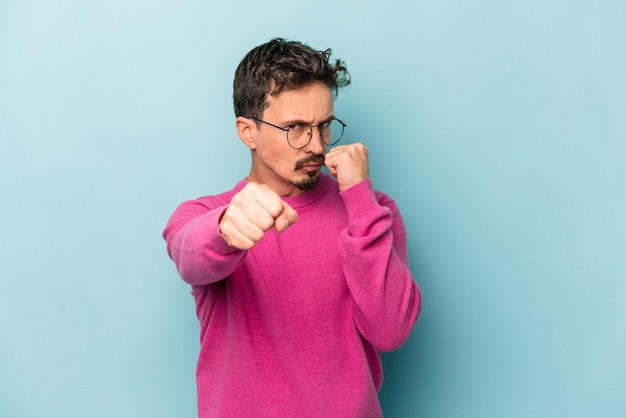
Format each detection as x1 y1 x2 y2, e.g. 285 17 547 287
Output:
286 123 306 136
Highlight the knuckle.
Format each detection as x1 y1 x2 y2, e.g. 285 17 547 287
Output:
230 192 245 207
258 214 275 231
249 228 265 242
269 201 285 218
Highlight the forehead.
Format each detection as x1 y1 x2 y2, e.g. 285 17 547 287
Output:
264 83 334 119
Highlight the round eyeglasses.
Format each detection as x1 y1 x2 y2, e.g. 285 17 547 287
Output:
248 116 346 149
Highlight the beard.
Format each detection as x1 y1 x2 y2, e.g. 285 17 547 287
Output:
293 154 325 192
294 170 321 191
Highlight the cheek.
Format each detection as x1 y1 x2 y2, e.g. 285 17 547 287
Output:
260 142 298 169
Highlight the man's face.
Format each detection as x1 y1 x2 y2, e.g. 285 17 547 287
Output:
248 82 335 197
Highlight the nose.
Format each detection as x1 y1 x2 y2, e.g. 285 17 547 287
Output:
303 126 325 154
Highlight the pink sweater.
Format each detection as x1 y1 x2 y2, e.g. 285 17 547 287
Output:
163 174 421 417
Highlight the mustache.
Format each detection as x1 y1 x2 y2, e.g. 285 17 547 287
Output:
294 154 325 170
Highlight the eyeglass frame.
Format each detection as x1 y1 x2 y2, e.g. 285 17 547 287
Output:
246 116 347 149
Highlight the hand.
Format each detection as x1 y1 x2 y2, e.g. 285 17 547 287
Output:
219 182 298 250
324 142 370 192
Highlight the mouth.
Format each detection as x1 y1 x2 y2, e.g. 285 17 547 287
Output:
295 155 325 171
303 162 323 170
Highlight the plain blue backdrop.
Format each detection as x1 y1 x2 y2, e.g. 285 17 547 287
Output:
1 1 625 417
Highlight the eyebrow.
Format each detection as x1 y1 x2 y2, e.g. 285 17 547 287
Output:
281 115 335 126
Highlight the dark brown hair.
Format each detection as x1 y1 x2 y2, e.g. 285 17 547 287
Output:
233 38 351 118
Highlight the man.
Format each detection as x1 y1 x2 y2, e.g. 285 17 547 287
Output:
163 38 421 417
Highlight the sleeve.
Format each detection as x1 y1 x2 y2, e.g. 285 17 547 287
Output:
162 198 247 286
339 180 421 352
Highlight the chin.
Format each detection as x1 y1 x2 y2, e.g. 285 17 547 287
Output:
294 171 321 192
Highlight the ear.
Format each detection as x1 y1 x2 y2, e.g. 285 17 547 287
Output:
236 116 258 150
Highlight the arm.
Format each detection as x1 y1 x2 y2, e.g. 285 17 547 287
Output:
163 183 298 286
340 181 421 351
163 198 247 286
325 143 421 351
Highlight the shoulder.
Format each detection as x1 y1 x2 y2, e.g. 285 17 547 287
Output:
172 178 247 214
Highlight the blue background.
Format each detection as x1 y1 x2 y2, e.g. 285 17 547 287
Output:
1 1 625 417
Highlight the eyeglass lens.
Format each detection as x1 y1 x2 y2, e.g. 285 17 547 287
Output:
287 120 344 149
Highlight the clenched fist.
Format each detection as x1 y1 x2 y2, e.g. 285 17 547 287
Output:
219 182 298 250
324 142 370 192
